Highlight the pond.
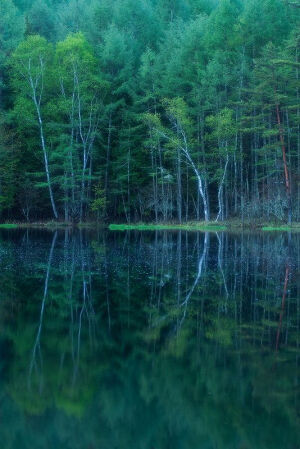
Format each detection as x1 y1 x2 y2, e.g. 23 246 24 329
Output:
0 229 299 448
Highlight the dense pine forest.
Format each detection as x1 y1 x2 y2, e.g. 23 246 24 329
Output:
0 0 299 223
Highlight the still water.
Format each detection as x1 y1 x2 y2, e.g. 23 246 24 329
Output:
0 229 299 448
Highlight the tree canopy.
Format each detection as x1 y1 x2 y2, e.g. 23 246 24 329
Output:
0 0 299 223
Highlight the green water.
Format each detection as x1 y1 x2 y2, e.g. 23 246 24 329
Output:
0 229 299 448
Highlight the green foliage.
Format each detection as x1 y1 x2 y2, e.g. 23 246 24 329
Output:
0 0 25 80
109 222 227 231
0 0 299 223
26 0 56 40
0 223 18 228
91 182 106 217
206 108 236 141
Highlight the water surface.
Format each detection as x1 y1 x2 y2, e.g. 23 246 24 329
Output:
0 229 299 448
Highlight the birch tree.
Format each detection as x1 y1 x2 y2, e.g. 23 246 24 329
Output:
11 35 58 219
145 98 210 222
55 33 107 222
206 108 236 221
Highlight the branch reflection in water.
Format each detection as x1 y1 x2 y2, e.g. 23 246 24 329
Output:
0 228 298 448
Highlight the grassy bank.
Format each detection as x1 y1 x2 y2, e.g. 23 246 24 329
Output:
261 225 300 231
109 223 227 232
109 222 300 232
0 224 19 229
0 222 99 229
0 221 300 232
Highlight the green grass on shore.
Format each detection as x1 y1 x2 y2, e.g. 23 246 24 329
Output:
109 223 227 232
0 224 18 229
262 225 300 231
0 221 300 232
109 222 300 232
0 222 72 229
0 222 96 229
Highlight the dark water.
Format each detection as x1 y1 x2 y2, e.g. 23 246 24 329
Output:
0 229 299 449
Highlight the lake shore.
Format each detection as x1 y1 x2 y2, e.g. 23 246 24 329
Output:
109 222 300 232
1 221 300 232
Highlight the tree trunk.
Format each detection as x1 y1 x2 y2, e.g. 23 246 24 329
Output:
176 147 182 224
36 101 58 219
105 112 112 211
276 104 292 224
216 151 229 222
29 65 58 220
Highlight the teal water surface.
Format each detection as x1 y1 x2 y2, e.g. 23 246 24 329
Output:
0 229 299 448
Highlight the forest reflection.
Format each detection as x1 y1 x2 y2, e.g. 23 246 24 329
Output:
0 229 299 449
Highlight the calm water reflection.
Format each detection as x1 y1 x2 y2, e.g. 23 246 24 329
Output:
0 229 299 448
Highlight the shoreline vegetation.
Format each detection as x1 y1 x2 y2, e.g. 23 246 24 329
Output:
109 223 300 232
0 221 300 232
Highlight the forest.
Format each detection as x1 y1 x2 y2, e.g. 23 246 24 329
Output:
0 0 299 224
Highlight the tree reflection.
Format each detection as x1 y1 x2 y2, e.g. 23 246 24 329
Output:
28 231 57 391
0 229 298 448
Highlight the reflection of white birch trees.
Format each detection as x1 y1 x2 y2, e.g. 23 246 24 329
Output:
28 231 57 390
